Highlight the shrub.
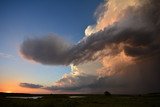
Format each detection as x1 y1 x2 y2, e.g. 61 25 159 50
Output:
104 91 111 96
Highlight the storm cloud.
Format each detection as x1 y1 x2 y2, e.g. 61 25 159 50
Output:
20 0 160 65
20 35 72 65
20 0 160 94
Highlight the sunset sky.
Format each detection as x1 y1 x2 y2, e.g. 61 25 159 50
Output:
1 0 160 94
0 0 102 93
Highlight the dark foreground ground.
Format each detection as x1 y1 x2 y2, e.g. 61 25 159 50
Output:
0 93 160 107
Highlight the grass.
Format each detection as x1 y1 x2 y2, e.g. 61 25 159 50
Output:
0 93 160 107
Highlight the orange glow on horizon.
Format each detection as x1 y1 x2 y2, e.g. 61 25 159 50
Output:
0 81 50 94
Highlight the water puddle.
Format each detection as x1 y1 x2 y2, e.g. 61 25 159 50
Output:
6 96 43 99
69 96 85 98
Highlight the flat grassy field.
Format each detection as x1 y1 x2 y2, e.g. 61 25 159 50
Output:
0 93 160 107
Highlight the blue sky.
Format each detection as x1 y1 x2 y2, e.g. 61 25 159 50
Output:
0 0 102 93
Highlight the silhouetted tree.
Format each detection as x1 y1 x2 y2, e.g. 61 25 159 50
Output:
104 91 111 96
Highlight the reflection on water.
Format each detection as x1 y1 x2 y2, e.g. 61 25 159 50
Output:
6 96 85 99
6 96 43 99
69 96 85 98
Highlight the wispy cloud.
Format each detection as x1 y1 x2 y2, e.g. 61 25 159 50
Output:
0 52 14 59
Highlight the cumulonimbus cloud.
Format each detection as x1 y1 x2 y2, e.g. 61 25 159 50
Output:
20 0 160 66
20 0 160 94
